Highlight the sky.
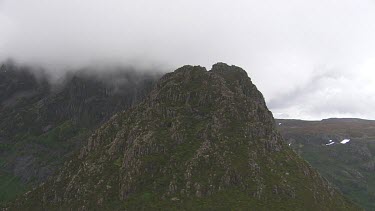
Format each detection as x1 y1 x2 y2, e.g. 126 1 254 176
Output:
0 0 375 120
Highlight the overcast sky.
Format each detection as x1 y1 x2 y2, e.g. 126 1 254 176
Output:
1 0 375 120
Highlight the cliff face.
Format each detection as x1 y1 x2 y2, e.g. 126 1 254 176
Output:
11 63 358 210
0 63 159 204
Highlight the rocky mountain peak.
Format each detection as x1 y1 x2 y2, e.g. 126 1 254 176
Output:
9 64 358 210
210 62 248 77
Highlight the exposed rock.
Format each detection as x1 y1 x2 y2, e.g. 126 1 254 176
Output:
9 63 359 210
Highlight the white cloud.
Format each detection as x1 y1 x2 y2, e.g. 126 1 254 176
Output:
0 0 375 119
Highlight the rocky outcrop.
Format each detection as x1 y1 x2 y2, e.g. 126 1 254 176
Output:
10 63 359 210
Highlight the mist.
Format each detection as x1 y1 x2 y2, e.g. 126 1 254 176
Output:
1 0 375 120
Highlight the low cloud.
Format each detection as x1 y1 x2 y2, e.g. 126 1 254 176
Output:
1 0 375 119
269 64 375 119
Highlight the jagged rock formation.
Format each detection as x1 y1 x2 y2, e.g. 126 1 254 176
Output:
10 63 359 210
0 63 159 203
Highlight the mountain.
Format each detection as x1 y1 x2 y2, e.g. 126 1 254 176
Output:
9 63 358 210
0 62 160 204
277 118 375 210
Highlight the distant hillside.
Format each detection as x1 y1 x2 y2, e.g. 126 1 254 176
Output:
277 118 375 210
0 62 160 205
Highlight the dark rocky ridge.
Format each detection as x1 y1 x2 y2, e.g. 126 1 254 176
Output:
10 63 358 210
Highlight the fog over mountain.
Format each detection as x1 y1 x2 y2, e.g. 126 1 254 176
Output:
1 0 375 120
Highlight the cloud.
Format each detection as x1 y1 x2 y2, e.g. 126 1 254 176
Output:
269 65 375 120
0 0 375 119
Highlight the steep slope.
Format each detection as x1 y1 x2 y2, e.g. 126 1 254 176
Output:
0 63 159 204
277 118 375 210
11 63 358 210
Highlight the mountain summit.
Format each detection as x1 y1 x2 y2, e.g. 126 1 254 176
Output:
11 63 357 210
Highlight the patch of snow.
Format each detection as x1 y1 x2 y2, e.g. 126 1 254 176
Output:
340 139 350 144
278 123 282 125
325 142 335 146
288 143 291 146
329 140 333 143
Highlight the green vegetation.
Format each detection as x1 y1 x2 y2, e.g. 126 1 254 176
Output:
278 118 375 210
36 121 80 148
0 172 27 206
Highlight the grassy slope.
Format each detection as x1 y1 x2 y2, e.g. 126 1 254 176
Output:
277 119 375 210
0 172 26 206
